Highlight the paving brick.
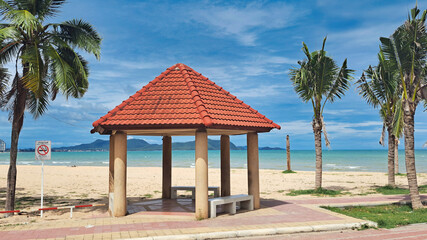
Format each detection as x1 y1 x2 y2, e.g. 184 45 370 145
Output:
1 195 426 239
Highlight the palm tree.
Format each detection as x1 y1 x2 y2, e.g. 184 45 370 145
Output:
356 49 403 187
0 0 101 216
289 37 354 189
380 5 427 209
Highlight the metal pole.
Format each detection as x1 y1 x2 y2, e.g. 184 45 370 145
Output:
41 160 44 218
286 135 291 171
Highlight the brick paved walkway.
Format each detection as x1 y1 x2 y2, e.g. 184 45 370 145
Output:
241 223 427 240
0 194 425 240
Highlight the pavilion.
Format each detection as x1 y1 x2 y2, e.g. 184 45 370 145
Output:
91 63 280 219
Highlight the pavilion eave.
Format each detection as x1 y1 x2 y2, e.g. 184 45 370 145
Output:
91 124 274 136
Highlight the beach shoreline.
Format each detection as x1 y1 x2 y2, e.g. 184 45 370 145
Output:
2 150 427 172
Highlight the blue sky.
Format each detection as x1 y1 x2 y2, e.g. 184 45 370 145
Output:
1 0 427 150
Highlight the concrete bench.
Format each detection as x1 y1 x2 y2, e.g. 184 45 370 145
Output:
171 186 220 199
208 194 253 218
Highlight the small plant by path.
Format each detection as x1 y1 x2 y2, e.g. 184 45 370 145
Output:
287 188 343 197
375 185 427 195
143 194 153 198
282 170 296 174
324 204 427 228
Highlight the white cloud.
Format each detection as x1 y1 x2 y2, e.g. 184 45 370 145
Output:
280 120 313 135
232 84 291 98
189 2 303 46
327 23 400 48
323 109 355 115
278 120 383 138
0 116 8 124
90 70 126 80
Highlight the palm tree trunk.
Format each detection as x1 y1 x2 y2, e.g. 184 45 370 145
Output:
394 139 399 174
403 100 423 209
387 129 395 187
4 81 26 217
313 118 322 189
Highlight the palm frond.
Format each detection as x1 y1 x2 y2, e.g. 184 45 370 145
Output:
4 9 40 33
43 44 88 99
0 26 22 41
19 0 66 19
20 43 46 98
356 70 381 107
0 0 13 15
27 83 49 118
0 66 9 102
52 19 102 59
392 98 404 138
326 58 354 103
0 40 21 64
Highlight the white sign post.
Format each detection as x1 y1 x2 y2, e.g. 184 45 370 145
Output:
36 140 51 218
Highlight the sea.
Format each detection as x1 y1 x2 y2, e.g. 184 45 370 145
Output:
0 150 427 173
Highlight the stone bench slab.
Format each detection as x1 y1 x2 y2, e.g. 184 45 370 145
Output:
171 186 220 199
209 194 253 218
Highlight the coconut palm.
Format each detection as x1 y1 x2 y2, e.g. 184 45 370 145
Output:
289 37 354 189
356 49 403 187
380 5 427 209
0 0 101 216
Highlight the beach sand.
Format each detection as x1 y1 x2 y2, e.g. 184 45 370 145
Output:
0 165 426 224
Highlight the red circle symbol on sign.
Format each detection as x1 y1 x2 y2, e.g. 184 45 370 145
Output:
37 145 49 155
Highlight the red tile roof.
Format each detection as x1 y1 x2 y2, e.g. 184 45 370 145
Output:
92 63 280 133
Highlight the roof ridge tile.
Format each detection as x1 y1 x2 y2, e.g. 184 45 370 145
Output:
181 68 214 127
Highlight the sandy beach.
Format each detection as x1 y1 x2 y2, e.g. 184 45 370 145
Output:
0 165 426 227
1 165 426 206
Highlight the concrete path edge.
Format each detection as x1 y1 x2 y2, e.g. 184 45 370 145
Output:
123 221 377 240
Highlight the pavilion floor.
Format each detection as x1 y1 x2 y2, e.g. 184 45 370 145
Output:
127 198 249 217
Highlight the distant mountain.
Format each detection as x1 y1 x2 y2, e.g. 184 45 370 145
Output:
173 139 241 150
259 146 284 150
52 139 282 152
53 139 243 152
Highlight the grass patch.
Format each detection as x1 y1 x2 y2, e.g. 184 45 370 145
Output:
143 194 153 198
354 191 377 196
375 185 427 195
395 173 406 176
282 170 296 174
324 204 427 229
287 188 342 197
277 190 285 193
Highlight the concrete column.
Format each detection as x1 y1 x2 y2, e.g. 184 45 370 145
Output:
247 132 260 209
113 131 127 217
162 136 172 199
195 130 208 219
220 135 230 197
108 134 115 216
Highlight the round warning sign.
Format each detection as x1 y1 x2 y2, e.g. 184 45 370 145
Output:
37 145 49 155
35 141 51 160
